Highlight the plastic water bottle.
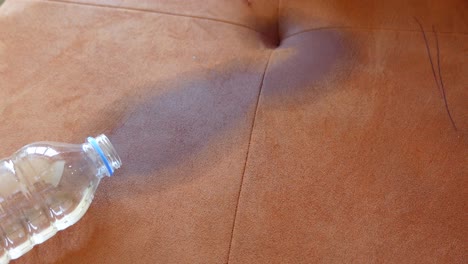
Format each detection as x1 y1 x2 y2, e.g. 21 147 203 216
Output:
0 134 121 263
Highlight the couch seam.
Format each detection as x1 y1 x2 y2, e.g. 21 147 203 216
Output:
282 26 468 42
224 49 274 264
277 0 282 40
36 0 263 35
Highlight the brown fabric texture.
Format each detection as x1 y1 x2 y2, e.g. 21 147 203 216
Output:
0 0 466 263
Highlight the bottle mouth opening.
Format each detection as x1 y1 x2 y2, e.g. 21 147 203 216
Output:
87 134 122 176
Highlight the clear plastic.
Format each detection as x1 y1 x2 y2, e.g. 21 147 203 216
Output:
0 134 121 263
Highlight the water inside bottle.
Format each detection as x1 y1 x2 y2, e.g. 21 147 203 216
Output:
0 156 99 261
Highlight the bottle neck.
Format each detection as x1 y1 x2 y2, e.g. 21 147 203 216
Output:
85 134 122 177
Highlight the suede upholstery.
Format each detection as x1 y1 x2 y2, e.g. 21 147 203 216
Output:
0 0 466 263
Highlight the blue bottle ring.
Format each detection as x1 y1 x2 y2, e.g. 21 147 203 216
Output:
87 137 114 176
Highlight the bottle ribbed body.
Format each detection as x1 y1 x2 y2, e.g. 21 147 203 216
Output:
0 135 120 263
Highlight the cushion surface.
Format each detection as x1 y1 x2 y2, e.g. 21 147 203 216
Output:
0 0 466 263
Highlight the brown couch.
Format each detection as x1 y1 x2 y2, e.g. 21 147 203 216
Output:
0 0 466 263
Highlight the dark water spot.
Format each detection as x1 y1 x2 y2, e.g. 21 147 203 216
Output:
84 29 350 195
264 30 350 106
107 64 260 184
